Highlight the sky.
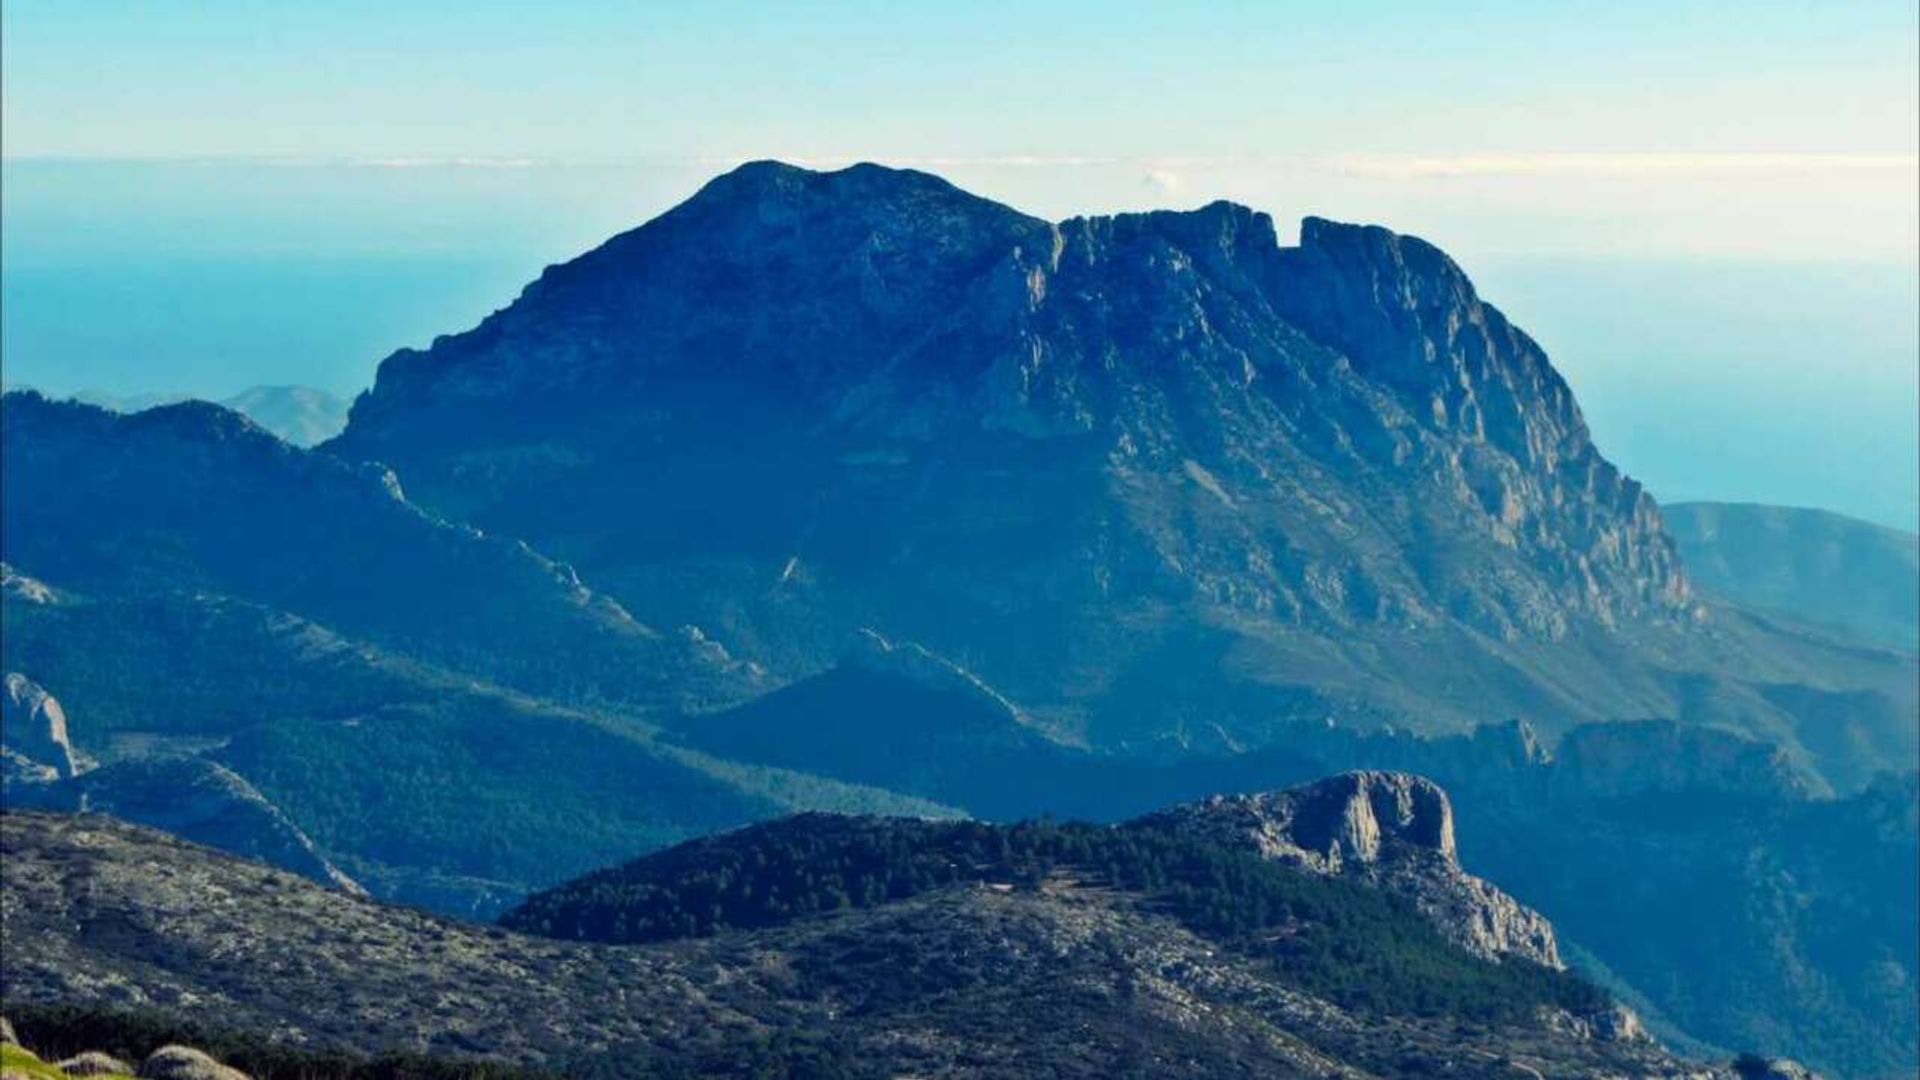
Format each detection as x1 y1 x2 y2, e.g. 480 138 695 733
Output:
2 1 1916 527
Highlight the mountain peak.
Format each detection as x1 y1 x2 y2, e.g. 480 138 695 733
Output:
332 162 1700 748
1141 770 1460 871
656 157 1046 242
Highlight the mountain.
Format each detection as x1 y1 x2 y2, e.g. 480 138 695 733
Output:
0 391 760 717
673 629 1076 812
51 386 350 447
4 806 1764 1080
216 386 350 447
4 163 1910 1075
1665 501 1920 650
328 160 1914 784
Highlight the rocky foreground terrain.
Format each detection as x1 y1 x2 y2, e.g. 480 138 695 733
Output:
0 787 1791 1080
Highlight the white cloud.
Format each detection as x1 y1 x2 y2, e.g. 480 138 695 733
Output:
1142 168 1185 194
1323 152 1919 179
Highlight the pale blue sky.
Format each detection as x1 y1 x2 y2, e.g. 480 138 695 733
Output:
2 1 1916 526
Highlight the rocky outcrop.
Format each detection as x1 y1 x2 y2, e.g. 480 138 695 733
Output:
0 1035 248 1080
841 628 1030 728
1136 771 1561 968
0 565 59 606
1540 1002 1650 1044
55 1053 133 1077
1 675 77 781
137 1046 248 1080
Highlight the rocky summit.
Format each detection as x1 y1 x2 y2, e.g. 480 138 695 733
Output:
1136 771 1562 968
327 160 1910 776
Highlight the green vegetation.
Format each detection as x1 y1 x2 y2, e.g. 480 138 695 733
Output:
3 587 955 914
502 815 1610 1024
6 1004 554 1080
215 700 954 897
2 1042 85 1080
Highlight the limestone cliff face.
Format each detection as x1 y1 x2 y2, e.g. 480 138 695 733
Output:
1550 721 1815 803
327 160 1706 749
1 673 77 781
1136 771 1562 968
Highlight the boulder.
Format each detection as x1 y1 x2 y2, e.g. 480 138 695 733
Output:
138 1046 248 1080
57 1052 135 1077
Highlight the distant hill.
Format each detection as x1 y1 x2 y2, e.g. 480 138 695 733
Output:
1 392 761 716
216 386 351 447
1666 501 1919 651
50 385 352 447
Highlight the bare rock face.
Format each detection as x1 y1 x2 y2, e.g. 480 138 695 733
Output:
842 628 1029 727
1551 721 1815 802
1137 771 1561 968
1 673 77 780
0 563 59 605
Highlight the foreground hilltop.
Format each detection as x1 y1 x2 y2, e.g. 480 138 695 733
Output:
326 160 1912 777
2 775 1763 1080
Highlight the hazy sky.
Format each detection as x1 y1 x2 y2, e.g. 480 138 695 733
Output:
2 1 1915 526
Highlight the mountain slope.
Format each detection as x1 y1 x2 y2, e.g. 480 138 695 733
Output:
1664 501 1919 650
3 809 1737 1080
0 391 759 717
327 160 1912 779
0 581 949 916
